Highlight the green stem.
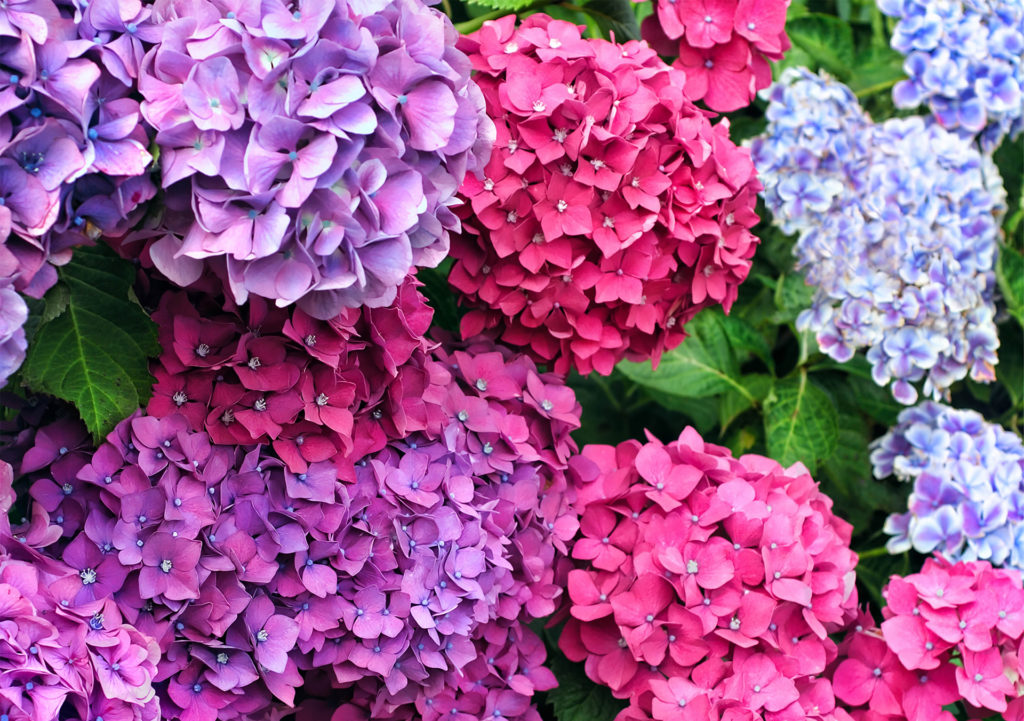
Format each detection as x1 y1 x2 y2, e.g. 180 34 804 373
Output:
854 76 900 99
857 546 891 559
590 374 622 412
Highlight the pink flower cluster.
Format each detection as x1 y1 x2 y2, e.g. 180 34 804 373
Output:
146 275 443 478
640 0 791 111
6 307 588 720
561 428 859 720
450 14 761 375
834 557 1024 721
0 463 161 721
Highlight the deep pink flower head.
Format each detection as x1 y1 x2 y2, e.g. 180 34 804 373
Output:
121 0 493 318
450 14 761 376
562 427 859 720
834 557 1024 721
640 0 792 111
0 533 160 721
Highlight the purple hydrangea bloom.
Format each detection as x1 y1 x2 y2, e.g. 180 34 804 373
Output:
871 401 1024 569
0 0 156 299
878 0 1023 149
0 246 28 388
751 69 1005 405
128 0 493 319
0 463 161 721
5 328 587 720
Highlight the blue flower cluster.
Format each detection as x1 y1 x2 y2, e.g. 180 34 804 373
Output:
751 69 1005 405
871 401 1024 569
879 0 1024 150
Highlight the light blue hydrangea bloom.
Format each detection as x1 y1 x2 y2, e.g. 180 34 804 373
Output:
751 69 1005 405
878 0 1023 149
871 401 1024 569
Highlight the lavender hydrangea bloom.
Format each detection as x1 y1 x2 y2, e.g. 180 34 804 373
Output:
7 331 584 720
0 0 155 299
751 69 1005 405
872 401 1024 569
879 0 1024 149
132 0 493 319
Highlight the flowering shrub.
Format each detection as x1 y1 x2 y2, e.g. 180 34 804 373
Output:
0 463 161 721
450 14 761 375
752 68 1005 405
560 428 859 720
879 0 1024 149
870 401 1024 568
8 297 586 719
834 557 1024 721
125 0 491 319
639 0 791 111
0 0 155 299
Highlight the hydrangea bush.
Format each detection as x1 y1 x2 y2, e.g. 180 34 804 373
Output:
0 1 1021 721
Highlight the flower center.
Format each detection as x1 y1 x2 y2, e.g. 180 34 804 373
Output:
556 200 568 212
80 568 98 585
257 629 270 642
160 559 173 573
316 393 329 406
194 343 211 358
304 334 317 347
253 398 268 412
172 390 188 406
686 560 699 574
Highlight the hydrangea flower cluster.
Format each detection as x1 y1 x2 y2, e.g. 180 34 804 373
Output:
146 276 444 477
450 15 761 375
834 557 1024 721
0 0 156 299
639 0 791 111
752 69 1005 405
878 0 1024 149
7 315 587 719
871 401 1024 569
560 427 859 720
0 245 29 388
130 0 491 319
0 465 161 721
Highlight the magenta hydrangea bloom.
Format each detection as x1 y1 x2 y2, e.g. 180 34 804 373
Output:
0 0 156 300
450 14 761 376
834 557 1024 721
639 0 792 111
561 428 859 720
8 313 588 719
0 463 161 721
125 0 492 319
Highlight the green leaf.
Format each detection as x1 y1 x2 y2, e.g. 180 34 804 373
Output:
719 374 773 430
720 312 775 373
463 0 536 12
997 244 1024 325
772 272 816 324
786 14 856 80
846 46 906 99
617 309 742 401
997 320 1024 409
763 370 839 471
416 261 462 335
21 245 159 441
649 391 719 435
578 0 640 41
547 645 626 721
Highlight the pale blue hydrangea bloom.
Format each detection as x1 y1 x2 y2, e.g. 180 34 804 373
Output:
751 69 1005 405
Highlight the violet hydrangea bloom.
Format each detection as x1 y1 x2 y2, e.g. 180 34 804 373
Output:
0 465 161 721
0 246 28 388
0 0 156 299
450 14 762 376
871 401 1024 569
561 427 860 721
751 69 1005 405
130 0 492 318
878 0 1023 150
8 321 588 719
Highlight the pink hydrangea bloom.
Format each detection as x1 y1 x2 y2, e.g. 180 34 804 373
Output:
640 0 791 111
450 14 761 376
834 557 1024 721
562 428 859 720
